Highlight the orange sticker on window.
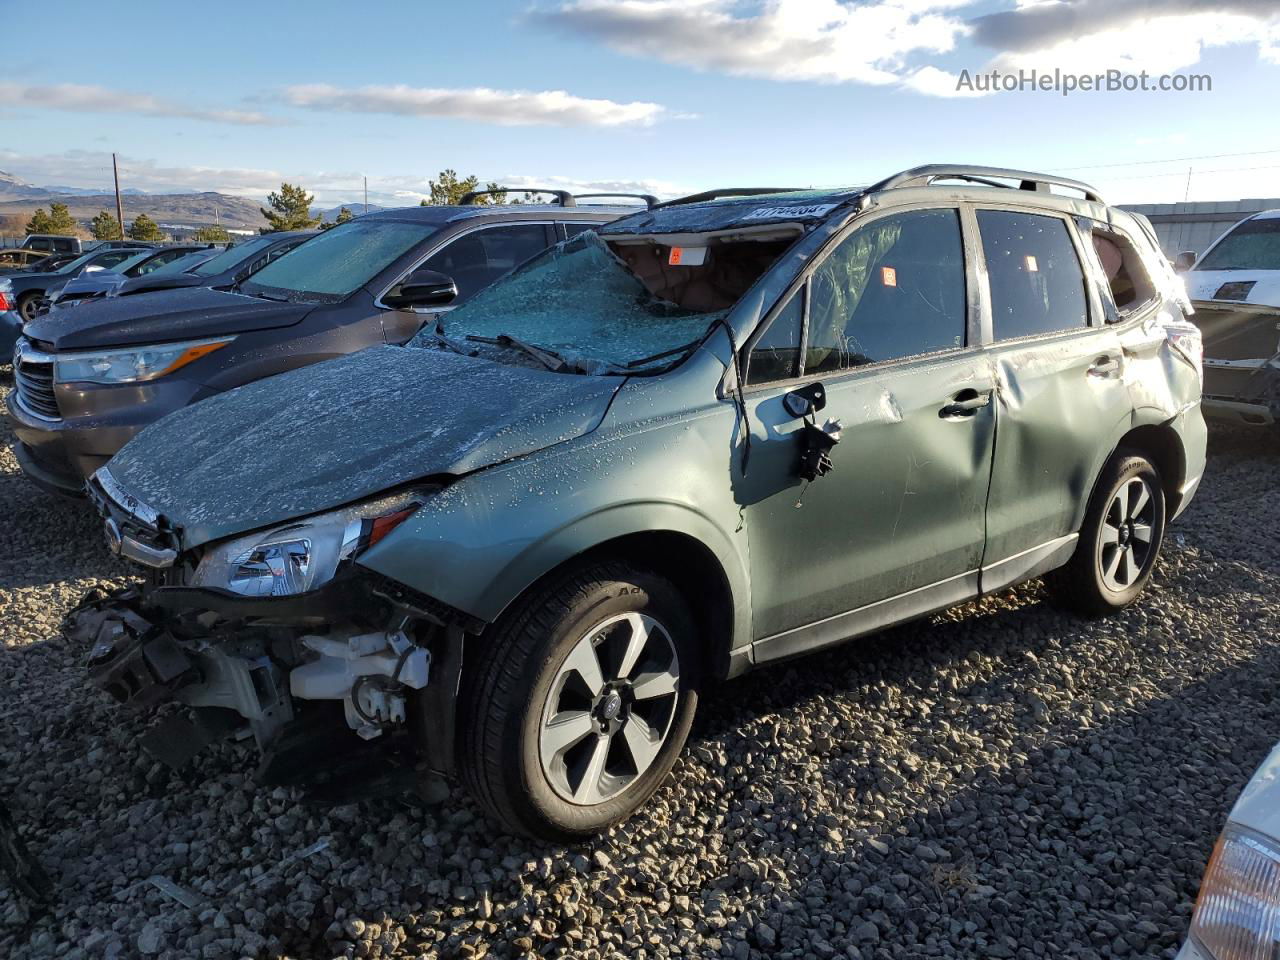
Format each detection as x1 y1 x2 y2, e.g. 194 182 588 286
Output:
1025 255 1039 272
881 266 897 287
668 246 683 266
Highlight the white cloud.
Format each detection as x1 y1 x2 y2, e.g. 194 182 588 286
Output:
282 84 667 127
900 65 988 97
531 0 972 86
0 83 277 126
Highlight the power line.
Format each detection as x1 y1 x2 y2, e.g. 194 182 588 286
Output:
1064 149 1280 174
1097 162 1280 182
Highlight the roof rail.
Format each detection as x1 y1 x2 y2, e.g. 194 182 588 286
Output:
574 192 659 209
870 165 1106 204
458 188 576 207
654 187 805 209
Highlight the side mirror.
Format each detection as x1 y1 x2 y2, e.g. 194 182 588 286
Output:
385 269 457 309
1174 251 1196 273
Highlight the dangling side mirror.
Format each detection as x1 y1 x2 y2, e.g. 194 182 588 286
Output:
1173 251 1196 274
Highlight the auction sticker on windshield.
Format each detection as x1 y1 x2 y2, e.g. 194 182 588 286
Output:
741 203 839 221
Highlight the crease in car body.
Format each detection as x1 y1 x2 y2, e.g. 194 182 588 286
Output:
59 166 1209 839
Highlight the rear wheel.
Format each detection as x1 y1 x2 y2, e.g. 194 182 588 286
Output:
458 562 698 840
1049 451 1166 616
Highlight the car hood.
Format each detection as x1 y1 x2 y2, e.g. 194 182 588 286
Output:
119 273 207 296
103 345 624 548
1186 269 1280 310
22 286 312 350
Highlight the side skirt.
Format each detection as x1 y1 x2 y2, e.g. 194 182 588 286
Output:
747 533 1078 666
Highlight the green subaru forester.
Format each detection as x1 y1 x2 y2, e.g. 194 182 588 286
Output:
68 166 1206 839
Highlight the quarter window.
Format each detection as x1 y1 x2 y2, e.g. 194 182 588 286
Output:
978 210 1089 340
419 223 550 303
806 209 967 374
747 291 803 384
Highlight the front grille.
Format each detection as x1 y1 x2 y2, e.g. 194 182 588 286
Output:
14 347 60 420
1203 366 1259 401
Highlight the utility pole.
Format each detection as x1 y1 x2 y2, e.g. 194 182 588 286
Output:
363 176 368 214
1184 166 1193 203
112 153 126 240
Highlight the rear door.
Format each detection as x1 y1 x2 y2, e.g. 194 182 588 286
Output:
973 206 1131 579
739 206 997 650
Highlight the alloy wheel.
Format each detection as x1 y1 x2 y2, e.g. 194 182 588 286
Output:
1098 475 1156 591
539 612 680 805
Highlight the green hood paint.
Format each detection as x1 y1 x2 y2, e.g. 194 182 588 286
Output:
105 345 623 548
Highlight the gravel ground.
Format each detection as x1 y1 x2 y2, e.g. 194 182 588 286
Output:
2 367 1278 960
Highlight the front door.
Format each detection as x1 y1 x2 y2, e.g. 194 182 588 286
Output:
738 207 996 652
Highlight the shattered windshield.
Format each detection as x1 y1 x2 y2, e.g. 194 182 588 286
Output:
1198 218 1280 271
415 231 724 374
241 220 436 304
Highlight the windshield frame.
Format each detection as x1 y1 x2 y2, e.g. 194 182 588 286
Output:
240 219 441 305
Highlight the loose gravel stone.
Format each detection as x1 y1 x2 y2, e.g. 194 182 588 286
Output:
2 368 1278 959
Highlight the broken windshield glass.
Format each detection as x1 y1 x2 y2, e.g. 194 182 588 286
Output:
415 231 725 373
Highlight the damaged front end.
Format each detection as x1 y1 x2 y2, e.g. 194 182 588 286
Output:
1190 300 1280 428
65 469 474 783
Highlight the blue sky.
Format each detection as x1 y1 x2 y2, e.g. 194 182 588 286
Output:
2 0 1279 207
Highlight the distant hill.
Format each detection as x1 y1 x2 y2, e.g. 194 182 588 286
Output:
0 190 265 231
0 170 50 201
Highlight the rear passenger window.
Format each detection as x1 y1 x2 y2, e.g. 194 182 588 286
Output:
978 211 1088 340
420 224 549 303
747 291 803 384
806 209 967 374
1085 225 1157 319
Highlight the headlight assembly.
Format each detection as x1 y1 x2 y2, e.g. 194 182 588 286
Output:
1190 825 1280 960
190 490 426 598
55 336 233 385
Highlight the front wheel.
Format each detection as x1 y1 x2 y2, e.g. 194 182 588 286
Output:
17 294 41 323
457 562 699 840
1049 451 1167 616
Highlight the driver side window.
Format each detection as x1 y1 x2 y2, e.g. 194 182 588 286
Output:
417 223 550 305
806 209 967 374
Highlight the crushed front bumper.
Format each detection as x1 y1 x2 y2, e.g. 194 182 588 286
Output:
62 575 467 779
1191 300 1280 428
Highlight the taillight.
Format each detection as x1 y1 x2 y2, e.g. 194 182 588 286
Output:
0 291 10 312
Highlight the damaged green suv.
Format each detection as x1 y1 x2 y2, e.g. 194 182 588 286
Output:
69 166 1207 839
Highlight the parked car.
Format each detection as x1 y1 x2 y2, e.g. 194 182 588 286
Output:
113 231 315 298
61 166 1206 840
8 194 646 494
20 234 82 255
1179 210 1280 429
1177 740 1280 959
1 245 152 353
48 245 210 309
11 252 78 274
0 244 151 322
0 249 52 273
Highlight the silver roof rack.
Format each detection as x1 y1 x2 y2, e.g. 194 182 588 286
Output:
870 164 1106 204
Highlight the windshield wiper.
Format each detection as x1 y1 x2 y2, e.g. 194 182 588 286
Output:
625 338 704 370
465 334 570 372
424 332 476 357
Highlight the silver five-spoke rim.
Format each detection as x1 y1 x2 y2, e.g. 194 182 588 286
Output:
1099 476 1155 591
539 612 680 806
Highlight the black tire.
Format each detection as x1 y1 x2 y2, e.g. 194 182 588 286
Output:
17 294 40 323
457 561 699 841
1049 451 1166 617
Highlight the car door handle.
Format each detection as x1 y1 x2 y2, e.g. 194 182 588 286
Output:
939 389 992 419
1088 355 1121 377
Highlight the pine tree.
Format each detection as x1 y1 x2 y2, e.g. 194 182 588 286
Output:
261 183 319 232
90 210 123 241
128 214 166 242
26 202 78 236
320 206 355 231
193 225 230 243
420 170 506 205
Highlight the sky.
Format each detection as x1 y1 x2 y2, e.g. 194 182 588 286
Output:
2 0 1279 208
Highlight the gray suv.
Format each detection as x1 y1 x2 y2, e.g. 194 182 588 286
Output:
9 193 650 494
66 166 1206 839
